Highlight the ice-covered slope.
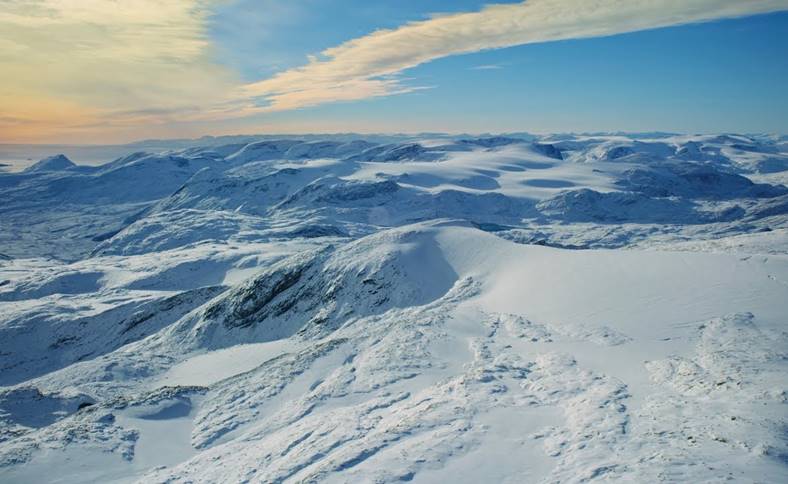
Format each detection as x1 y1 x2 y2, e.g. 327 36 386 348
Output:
0 150 234 260
1 221 786 483
23 154 76 173
0 133 786 483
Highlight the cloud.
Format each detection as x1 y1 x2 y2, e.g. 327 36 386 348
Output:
471 64 504 70
2 0 786 142
0 0 240 141
243 0 788 112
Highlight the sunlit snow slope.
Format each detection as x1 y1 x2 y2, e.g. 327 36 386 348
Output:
1 133 786 483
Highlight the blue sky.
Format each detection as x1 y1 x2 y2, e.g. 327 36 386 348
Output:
207 2 788 135
1 0 786 142
209 1 500 80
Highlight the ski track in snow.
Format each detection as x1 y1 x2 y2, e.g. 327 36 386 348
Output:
0 133 787 483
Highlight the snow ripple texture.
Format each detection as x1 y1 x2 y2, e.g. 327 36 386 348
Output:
0 133 786 483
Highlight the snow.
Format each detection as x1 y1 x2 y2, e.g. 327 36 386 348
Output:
157 340 299 387
116 399 199 473
0 132 786 482
23 154 76 173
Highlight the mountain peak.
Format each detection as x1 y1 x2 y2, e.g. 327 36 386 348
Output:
24 154 76 173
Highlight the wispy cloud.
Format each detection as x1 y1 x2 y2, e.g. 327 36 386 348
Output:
2 0 786 141
471 64 504 70
0 0 240 141
243 0 788 112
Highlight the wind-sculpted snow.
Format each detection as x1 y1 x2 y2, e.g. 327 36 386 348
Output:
23 154 76 173
153 165 310 216
0 285 226 386
277 176 402 208
92 209 268 256
156 225 459 351
0 134 787 482
344 142 449 163
535 188 747 224
2 133 787 259
225 139 377 165
627 313 788 481
616 164 787 200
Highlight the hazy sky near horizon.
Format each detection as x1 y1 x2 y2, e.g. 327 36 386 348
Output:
1 0 787 143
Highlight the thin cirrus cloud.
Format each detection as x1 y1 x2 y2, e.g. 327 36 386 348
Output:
0 0 241 141
243 0 788 112
1 0 787 141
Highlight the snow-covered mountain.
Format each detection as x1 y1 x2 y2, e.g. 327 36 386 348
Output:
0 133 786 483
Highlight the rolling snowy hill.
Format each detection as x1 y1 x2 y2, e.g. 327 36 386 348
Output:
0 133 786 483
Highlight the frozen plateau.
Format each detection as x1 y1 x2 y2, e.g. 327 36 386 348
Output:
0 132 787 483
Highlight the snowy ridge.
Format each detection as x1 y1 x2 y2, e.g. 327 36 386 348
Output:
0 133 786 482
